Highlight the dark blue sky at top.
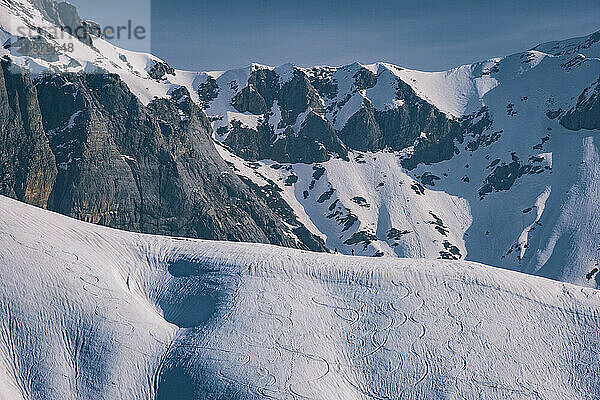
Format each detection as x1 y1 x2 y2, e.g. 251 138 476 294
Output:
74 0 600 72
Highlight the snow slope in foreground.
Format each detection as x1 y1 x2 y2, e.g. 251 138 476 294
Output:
0 195 600 399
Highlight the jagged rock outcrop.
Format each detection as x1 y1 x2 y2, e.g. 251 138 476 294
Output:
148 61 176 81
221 66 347 163
3 37 61 62
377 77 463 169
211 64 463 168
223 121 273 161
225 112 345 164
197 76 219 108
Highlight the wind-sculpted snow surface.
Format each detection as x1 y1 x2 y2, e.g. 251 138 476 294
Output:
1 195 600 399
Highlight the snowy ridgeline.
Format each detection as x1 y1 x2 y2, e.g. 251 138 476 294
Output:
0 194 599 399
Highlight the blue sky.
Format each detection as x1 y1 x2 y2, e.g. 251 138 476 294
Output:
72 0 600 72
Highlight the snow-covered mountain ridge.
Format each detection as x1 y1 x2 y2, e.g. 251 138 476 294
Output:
200 33 600 286
2 0 600 286
1 194 600 399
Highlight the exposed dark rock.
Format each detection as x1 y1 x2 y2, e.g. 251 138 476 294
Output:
420 172 440 187
546 109 563 120
560 76 600 130
307 67 338 100
479 153 547 199
271 132 332 163
317 187 335 203
351 196 370 208
231 85 267 115
223 121 273 161
533 134 551 150
312 165 325 181
222 67 347 163
284 174 298 186
297 112 348 160
375 77 463 169
279 68 323 124
586 267 599 281
355 154 366 164
197 76 219 109
506 103 517 116
352 67 377 91
439 240 461 260
82 20 103 39
29 0 94 46
488 158 501 168
428 211 449 236
461 107 500 152
411 182 425 195
148 61 175 81
0 60 323 251
4 36 60 62
339 101 383 151
344 230 378 250
387 228 411 240
326 199 358 232
247 67 280 109
210 65 462 168
0 61 57 207
561 55 586 72
238 176 327 252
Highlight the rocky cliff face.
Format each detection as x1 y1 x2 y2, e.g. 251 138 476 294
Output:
204 63 462 169
0 62 56 207
214 66 348 164
0 59 325 251
561 76 600 130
